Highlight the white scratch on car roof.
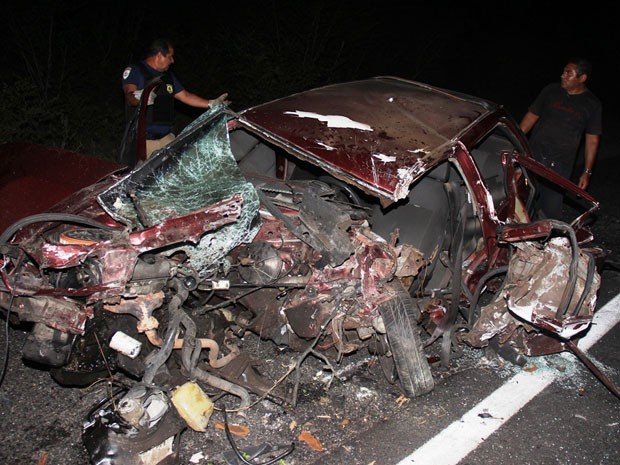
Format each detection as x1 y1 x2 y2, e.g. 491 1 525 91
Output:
316 141 336 151
475 179 498 221
284 111 372 131
372 153 397 162
394 168 415 200
394 162 427 200
371 155 380 186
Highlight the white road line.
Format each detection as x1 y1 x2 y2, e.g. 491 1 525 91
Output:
397 293 620 465
577 294 620 350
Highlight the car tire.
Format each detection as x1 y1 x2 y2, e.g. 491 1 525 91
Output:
379 280 435 397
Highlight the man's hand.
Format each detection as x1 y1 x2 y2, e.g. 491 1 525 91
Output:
209 93 230 108
578 171 590 190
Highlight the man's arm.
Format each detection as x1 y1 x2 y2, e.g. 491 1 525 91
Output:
175 90 229 109
578 133 601 190
519 111 539 135
122 83 140 107
174 90 212 109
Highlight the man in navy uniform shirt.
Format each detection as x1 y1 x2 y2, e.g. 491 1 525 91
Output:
122 38 229 157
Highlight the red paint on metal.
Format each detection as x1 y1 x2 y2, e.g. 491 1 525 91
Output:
240 77 492 202
129 194 244 251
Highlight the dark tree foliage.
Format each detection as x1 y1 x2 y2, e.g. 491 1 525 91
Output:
0 1 613 161
0 1 419 160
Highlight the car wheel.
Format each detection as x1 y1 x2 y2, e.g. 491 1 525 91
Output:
379 280 435 397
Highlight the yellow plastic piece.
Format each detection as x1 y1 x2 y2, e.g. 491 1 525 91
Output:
171 381 214 432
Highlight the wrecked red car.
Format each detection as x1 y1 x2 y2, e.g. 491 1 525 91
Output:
0 76 604 464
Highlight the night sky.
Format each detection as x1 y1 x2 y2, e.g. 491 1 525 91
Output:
1 0 617 156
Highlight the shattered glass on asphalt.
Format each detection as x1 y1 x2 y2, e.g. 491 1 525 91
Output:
98 112 260 270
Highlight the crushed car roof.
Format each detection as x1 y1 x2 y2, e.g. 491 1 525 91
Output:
239 76 496 202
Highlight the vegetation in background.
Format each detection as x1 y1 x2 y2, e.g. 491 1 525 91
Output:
0 1 408 161
6 1 577 162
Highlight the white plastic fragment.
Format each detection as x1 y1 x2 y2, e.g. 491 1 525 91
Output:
109 331 142 359
189 451 206 463
372 153 397 162
211 279 230 290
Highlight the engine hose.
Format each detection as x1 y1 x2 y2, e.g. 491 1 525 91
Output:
0 213 119 245
143 280 189 384
179 312 201 374
466 265 510 326
572 251 596 316
189 338 203 371
223 408 295 465
192 365 251 410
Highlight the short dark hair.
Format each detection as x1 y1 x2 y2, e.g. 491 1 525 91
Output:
568 57 592 78
147 38 173 58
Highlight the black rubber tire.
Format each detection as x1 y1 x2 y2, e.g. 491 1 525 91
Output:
379 280 435 397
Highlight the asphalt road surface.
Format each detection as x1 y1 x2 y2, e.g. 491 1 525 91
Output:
1 137 619 465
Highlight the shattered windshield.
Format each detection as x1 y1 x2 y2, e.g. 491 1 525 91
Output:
98 110 260 270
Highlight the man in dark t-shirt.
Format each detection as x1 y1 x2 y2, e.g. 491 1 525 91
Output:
520 57 602 219
121 38 229 158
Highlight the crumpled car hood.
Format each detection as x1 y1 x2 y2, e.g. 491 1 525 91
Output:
238 76 494 203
